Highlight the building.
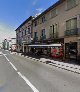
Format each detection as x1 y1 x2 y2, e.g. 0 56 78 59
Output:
11 38 16 52
15 0 80 61
31 0 80 60
2 39 11 50
2 38 16 51
15 16 34 53
0 43 2 49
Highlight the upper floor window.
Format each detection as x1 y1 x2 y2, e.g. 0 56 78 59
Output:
34 32 38 41
67 0 76 10
51 8 57 18
42 16 46 23
65 18 77 36
34 32 38 38
42 29 45 36
66 18 77 31
22 32 23 37
41 29 46 40
28 28 31 34
49 24 58 38
25 30 26 35
34 21 37 27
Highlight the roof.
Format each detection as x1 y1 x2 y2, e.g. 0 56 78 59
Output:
33 0 65 21
15 16 33 31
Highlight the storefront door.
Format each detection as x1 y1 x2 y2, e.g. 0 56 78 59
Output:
65 42 77 60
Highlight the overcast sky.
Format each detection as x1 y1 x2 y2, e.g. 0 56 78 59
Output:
0 0 58 43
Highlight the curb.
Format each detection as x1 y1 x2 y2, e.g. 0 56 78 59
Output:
15 52 80 74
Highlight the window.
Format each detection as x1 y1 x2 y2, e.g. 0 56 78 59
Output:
49 24 58 38
66 18 77 31
41 29 46 39
34 32 38 38
34 32 38 41
42 16 46 23
42 29 45 36
28 28 30 34
54 24 58 38
34 21 37 26
22 32 23 37
66 18 77 35
67 0 76 10
49 26 53 38
51 8 57 18
25 30 26 35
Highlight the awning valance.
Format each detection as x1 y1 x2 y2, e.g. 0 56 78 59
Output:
28 44 61 47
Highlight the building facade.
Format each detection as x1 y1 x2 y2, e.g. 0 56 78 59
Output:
31 0 80 60
11 38 16 52
16 16 33 53
15 0 80 61
2 39 11 50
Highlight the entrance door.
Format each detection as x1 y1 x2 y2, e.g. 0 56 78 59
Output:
65 42 77 60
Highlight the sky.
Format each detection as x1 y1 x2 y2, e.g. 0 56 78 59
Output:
0 0 59 43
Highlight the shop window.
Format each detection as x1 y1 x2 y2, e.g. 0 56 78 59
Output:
51 47 63 58
65 42 77 60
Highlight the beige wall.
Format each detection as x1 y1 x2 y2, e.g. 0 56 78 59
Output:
33 0 80 40
32 0 80 57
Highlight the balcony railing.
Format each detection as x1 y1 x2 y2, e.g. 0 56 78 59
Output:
65 29 78 36
40 35 46 40
49 33 58 39
42 35 46 40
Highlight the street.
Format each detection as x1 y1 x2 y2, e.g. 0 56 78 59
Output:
0 49 80 92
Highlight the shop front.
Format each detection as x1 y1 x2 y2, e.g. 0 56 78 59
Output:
65 42 77 60
28 44 64 58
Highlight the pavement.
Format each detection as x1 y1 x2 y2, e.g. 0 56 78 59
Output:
14 52 80 75
0 49 80 92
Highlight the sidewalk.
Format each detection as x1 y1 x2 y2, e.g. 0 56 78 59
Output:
14 52 80 74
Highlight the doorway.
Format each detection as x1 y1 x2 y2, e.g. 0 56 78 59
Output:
65 42 77 60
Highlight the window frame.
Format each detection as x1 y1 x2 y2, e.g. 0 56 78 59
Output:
67 0 77 10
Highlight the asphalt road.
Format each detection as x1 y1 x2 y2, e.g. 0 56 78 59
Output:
0 49 80 92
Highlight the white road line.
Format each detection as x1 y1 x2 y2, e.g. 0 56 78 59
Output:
2 51 39 92
17 72 39 92
2 53 10 61
2 52 17 71
9 62 17 71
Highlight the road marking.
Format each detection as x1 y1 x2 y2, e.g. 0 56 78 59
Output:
9 62 17 71
2 53 10 61
2 51 39 92
17 72 39 92
2 52 17 71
